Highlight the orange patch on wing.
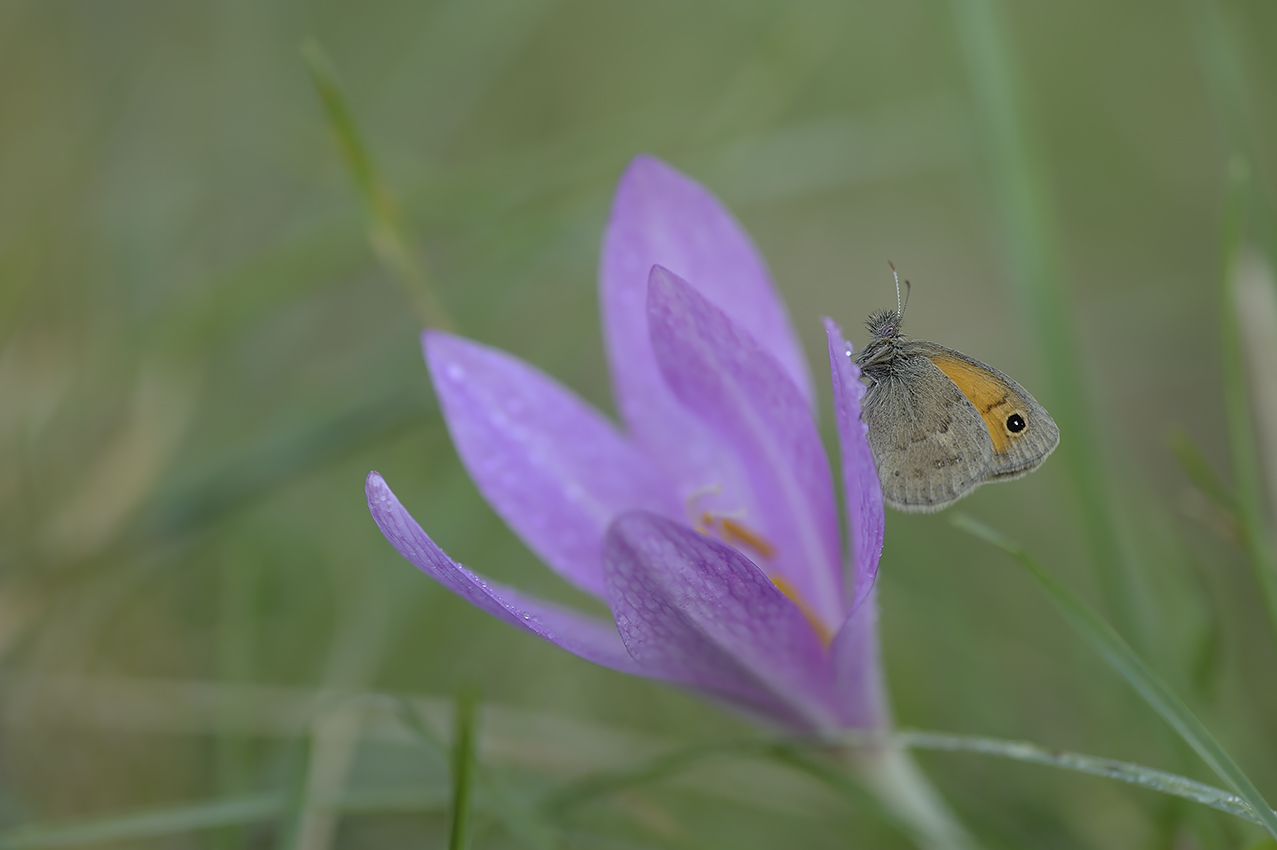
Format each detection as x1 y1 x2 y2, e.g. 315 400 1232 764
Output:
930 353 1016 454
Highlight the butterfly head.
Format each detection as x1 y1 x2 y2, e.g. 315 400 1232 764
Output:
865 308 904 342
857 263 912 372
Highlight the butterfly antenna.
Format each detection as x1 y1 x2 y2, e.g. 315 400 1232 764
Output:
888 261 903 318
902 278 912 319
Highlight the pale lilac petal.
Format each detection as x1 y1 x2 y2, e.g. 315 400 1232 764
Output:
425 331 681 600
367 472 646 675
646 268 844 634
603 512 838 730
830 587 889 730
600 155 812 499
825 319 885 611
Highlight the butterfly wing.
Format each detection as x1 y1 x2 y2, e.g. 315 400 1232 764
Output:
919 343 1060 481
861 353 993 512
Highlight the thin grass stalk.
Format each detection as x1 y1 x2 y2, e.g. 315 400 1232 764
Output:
947 0 1142 643
953 514 1277 839
448 689 480 850
213 541 259 850
391 697 559 849
1218 158 1277 648
274 739 313 850
301 38 453 331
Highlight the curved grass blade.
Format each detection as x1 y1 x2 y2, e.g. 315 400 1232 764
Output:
952 514 1277 838
301 38 453 330
888 731 1261 825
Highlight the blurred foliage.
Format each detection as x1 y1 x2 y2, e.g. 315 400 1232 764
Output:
1 0 1276 848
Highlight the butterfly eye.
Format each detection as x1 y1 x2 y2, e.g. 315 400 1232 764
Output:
1006 413 1026 433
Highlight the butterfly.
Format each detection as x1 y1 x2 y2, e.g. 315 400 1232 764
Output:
856 265 1059 512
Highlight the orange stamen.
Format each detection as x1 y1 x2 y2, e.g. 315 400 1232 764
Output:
770 575 834 647
718 517 776 559
689 500 831 646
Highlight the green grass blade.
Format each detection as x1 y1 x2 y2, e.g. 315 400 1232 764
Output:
390 695 447 751
0 796 282 850
274 738 313 850
952 514 1277 838
393 696 559 849
448 689 480 850
139 389 430 542
948 0 1141 644
1165 426 1237 513
891 731 1261 825
0 786 458 850
1181 0 1263 188
471 773 560 850
301 38 453 330
1218 157 1277 647
542 738 772 816
213 541 260 850
150 217 369 358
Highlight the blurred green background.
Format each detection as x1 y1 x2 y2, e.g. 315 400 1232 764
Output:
2 0 1275 847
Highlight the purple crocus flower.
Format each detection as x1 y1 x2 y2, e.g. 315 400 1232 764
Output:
366 156 887 733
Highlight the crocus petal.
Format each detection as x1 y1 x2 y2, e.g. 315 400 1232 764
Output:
646 268 843 634
825 319 885 611
425 331 681 600
604 512 838 730
367 472 646 675
600 155 813 498
830 587 889 731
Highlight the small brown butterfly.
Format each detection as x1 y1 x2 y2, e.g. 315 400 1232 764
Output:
856 266 1059 512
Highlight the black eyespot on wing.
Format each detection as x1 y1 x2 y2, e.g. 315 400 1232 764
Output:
1006 413 1026 433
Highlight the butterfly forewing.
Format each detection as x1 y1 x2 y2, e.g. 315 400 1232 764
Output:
862 353 992 512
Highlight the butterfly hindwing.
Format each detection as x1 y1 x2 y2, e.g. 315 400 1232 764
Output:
862 352 993 511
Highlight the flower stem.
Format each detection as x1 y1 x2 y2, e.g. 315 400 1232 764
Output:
848 745 980 850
